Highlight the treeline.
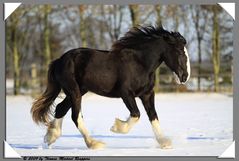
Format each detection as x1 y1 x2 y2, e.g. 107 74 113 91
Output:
6 4 233 95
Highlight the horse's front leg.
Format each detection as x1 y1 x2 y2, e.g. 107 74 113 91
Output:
76 111 106 149
140 91 172 149
111 90 140 134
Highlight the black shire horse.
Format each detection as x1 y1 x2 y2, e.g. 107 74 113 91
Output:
31 25 190 149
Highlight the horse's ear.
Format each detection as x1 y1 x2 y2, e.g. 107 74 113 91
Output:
172 32 187 45
163 34 176 44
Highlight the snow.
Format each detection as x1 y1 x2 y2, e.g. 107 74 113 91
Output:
6 93 233 156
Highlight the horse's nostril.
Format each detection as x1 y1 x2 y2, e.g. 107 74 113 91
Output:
182 74 187 82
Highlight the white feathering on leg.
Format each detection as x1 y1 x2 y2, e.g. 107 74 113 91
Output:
151 119 172 149
111 116 139 134
44 118 63 146
77 112 105 149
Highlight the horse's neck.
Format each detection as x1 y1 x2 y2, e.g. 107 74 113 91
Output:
140 47 164 73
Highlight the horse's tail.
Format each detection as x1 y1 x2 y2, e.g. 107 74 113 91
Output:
31 59 61 126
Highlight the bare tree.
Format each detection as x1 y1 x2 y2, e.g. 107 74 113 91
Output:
11 16 20 95
99 5 108 49
43 5 52 72
154 4 162 92
191 5 209 91
129 5 140 26
164 5 180 30
104 5 124 42
7 7 28 95
212 6 221 92
79 5 87 47
155 5 162 25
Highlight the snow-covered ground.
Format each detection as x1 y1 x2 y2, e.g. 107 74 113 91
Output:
6 93 233 156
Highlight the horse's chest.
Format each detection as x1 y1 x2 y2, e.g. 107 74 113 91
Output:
134 81 153 96
131 74 154 96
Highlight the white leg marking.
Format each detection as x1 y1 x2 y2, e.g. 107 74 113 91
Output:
44 118 63 145
111 116 139 134
151 119 172 149
184 47 190 82
77 112 105 149
77 112 90 138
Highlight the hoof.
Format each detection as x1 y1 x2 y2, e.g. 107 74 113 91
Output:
44 129 61 146
158 137 172 149
110 118 129 134
87 139 106 149
42 143 50 149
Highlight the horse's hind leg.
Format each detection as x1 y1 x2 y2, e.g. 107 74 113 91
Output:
64 81 105 149
140 91 172 149
111 91 140 134
44 97 71 146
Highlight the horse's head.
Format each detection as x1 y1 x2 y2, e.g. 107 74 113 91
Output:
162 32 190 84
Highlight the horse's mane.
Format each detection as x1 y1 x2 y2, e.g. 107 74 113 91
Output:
111 25 186 52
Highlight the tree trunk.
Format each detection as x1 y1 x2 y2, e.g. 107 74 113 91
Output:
195 8 202 91
43 5 51 75
191 6 209 91
40 5 52 91
9 9 27 95
88 23 96 48
212 7 220 92
31 63 38 96
155 5 162 25
197 38 202 91
129 5 139 27
154 5 162 92
172 5 179 31
174 14 179 31
13 26 20 95
99 6 106 49
79 5 87 47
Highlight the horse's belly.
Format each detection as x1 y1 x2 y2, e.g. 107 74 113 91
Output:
82 71 117 94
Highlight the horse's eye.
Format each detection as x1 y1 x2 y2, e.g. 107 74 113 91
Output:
177 46 184 51
177 48 184 54
180 50 187 56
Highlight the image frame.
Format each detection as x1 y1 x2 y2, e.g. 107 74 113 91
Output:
0 0 238 161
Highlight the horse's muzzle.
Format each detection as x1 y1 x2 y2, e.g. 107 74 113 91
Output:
181 74 188 83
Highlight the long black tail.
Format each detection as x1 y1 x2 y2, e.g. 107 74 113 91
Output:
31 59 61 126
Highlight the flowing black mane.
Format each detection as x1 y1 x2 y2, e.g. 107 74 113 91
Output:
111 25 186 52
